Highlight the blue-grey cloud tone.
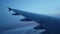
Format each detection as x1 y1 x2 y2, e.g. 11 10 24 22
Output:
0 0 60 34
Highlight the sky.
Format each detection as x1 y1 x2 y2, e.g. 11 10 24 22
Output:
0 0 60 34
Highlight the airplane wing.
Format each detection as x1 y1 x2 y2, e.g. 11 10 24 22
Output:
8 7 60 34
8 7 44 29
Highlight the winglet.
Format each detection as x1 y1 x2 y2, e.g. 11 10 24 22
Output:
8 7 12 11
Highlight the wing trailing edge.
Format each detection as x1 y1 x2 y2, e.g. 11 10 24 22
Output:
12 12 21 15
20 18 32 21
33 25 44 30
40 31 48 34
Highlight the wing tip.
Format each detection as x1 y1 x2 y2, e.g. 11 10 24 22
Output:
8 7 12 11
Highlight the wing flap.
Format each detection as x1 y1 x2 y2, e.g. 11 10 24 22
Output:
20 18 32 21
40 31 48 34
12 12 20 15
33 25 44 30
